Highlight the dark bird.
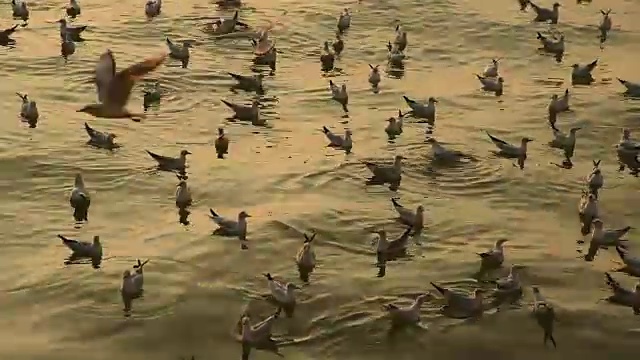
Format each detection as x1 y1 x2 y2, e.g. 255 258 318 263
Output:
146 149 191 172
84 122 118 150
372 227 412 278
240 308 284 360
166 37 191 68
69 173 90 222
320 41 335 72
58 19 86 42
215 127 229 159
603 272 640 314
332 32 344 56
531 286 557 348
61 33 75 61
0 24 18 46
228 72 264 94
295 232 316 282
11 0 29 23
58 234 102 268
66 0 81 18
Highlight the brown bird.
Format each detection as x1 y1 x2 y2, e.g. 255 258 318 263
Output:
77 50 167 122
214 127 229 159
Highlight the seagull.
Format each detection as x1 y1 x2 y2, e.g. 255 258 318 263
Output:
531 286 557 348
529 1 560 24
221 99 263 125
385 110 404 139
387 41 405 67
0 24 18 46
145 0 161 17
475 239 508 278
382 293 431 335
84 122 118 150
603 272 640 315
332 32 344 56
548 89 570 115
16 92 38 128
598 9 612 44
240 308 284 360
322 126 352 154
146 149 190 172
209 209 250 249
328 80 349 113
482 58 500 78
175 178 192 209
57 234 102 268
320 41 335 72
392 24 407 52
251 30 276 71
229 72 264 94
57 19 86 41
486 132 533 165
263 273 299 317
613 247 640 278
536 32 564 55
337 8 351 33
69 173 90 222
403 96 437 123
571 60 597 85
430 283 485 318
390 198 424 235
616 150 640 175
368 64 381 88
583 219 630 261
205 11 249 35
587 160 603 197
372 227 412 278
61 32 75 61
363 155 404 185
66 0 81 18
549 126 580 159
295 232 316 283
215 128 229 159
617 78 640 97
11 0 28 22
426 138 470 162
166 37 191 68
578 192 599 236
143 81 161 111
491 265 524 308
121 259 149 316
617 129 640 154
475 74 503 96
78 50 166 121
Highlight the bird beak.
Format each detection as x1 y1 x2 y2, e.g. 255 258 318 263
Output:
245 214 252 217
185 151 192 155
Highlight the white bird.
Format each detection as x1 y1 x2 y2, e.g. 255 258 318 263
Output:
166 37 191 68
476 239 508 278
617 78 640 96
578 192 599 236
549 126 580 159
482 58 500 78
146 149 191 172
322 126 352 154
57 234 102 268
403 96 437 123
221 99 262 125
430 283 485 318
531 286 557 348
486 132 533 158
145 0 161 17
598 9 612 44
240 309 284 360
571 60 598 85
587 160 603 196
66 0 81 18
209 209 251 248
382 293 431 333
84 122 118 150
263 273 299 317
121 259 149 316
175 179 192 209
385 110 404 139
295 232 316 283
328 80 349 113
536 32 564 55
603 272 640 315
584 219 631 261
530 1 560 24
16 92 38 128
368 64 381 88
363 155 404 184
337 8 351 33
390 198 424 234
426 138 469 162
392 24 407 52
11 0 29 22
475 74 503 96
69 173 90 222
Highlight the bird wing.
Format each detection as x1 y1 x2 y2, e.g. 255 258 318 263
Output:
486 132 510 149
106 53 167 109
95 50 116 103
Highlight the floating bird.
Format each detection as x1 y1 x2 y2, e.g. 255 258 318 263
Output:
69 173 90 222
66 0 81 18
263 273 299 317
382 293 431 335
587 160 603 197
529 1 560 24
209 209 250 249
571 59 597 85
240 308 284 360
536 32 564 55
430 283 485 318
11 0 28 23
215 127 229 159
614 247 640 278
166 37 191 68
368 64 381 88
363 155 404 186
482 58 500 78
426 138 469 162
328 80 349 113
583 219 630 261
221 99 263 125
143 81 161 111
598 9 612 44
548 89 570 117
295 232 316 283
403 96 437 123
320 41 335 72
486 132 532 159
518 0 529 11
78 50 167 121
337 8 351 33
60 32 75 61
145 0 161 18
205 11 249 35
384 110 404 139
57 234 102 268
475 239 508 278
16 92 38 128
175 178 192 209
549 126 580 159
229 72 264 94
322 126 352 154
84 122 118 150
146 149 191 172
578 192 599 236
121 259 149 316
58 19 86 41
475 74 503 96
603 272 640 314
251 33 276 72
215 0 241 7
372 227 412 278
491 265 524 308
391 198 424 235
332 32 344 56
616 150 640 175
617 78 640 97
392 24 407 52
531 286 556 348
387 41 405 67
0 24 18 46
617 129 640 154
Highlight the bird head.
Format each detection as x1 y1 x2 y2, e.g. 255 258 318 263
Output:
522 137 534 144
497 77 504 83
123 270 131 278
496 239 508 247
553 2 561 7
571 63 579 69
551 94 558 100
428 97 438 103
592 218 604 228
394 155 405 161
239 211 251 219
570 127 582 133
286 283 300 291
57 18 67 25
217 127 225 136
180 150 192 156
92 235 100 244
531 286 540 294
416 205 425 213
